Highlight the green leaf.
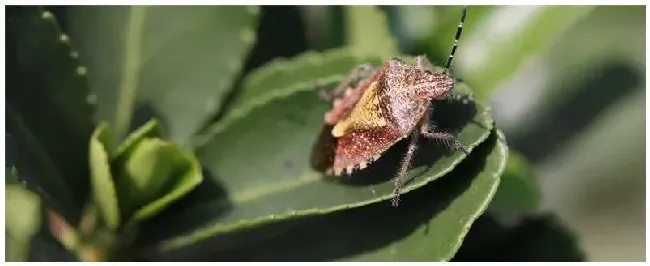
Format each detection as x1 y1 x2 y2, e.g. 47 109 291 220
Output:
196 49 384 146
130 146 203 224
137 52 495 250
6 6 95 216
89 123 120 230
158 129 506 261
488 149 540 217
345 6 399 59
6 166 21 185
114 118 163 160
67 6 260 144
218 49 383 120
6 184 42 262
115 138 203 224
445 6 595 100
345 130 507 261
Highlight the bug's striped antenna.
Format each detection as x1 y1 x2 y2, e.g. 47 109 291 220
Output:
445 6 467 69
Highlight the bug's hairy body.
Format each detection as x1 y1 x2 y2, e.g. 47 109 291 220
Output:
324 57 455 176
313 6 468 206
379 58 453 133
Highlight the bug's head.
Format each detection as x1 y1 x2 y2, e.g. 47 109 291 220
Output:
414 71 455 100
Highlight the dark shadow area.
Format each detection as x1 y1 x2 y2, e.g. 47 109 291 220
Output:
241 6 309 73
491 213 585 262
449 213 515 260
158 130 498 261
452 213 585 262
134 168 232 247
381 6 411 54
128 102 170 137
5 107 56 204
308 6 346 52
511 62 642 163
6 6 93 222
310 95 479 186
151 211 305 262
28 233 78 262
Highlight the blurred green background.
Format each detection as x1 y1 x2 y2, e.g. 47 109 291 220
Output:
32 5 646 261
297 5 645 261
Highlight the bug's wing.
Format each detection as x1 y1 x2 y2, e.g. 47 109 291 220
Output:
331 127 405 176
324 70 381 125
330 81 389 138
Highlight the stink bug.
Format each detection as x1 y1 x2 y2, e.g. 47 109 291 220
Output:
312 6 470 206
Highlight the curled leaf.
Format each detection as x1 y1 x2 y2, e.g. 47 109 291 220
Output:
114 118 163 160
89 123 120 230
116 138 201 223
130 147 203 224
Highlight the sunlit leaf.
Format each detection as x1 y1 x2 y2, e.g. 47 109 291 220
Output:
136 51 495 251
67 6 260 144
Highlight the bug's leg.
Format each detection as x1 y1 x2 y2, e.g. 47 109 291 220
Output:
315 80 333 101
416 55 435 71
421 127 469 155
317 63 375 102
391 129 421 207
420 105 469 155
331 63 375 98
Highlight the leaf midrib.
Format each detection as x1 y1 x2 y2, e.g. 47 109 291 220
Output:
114 6 146 139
